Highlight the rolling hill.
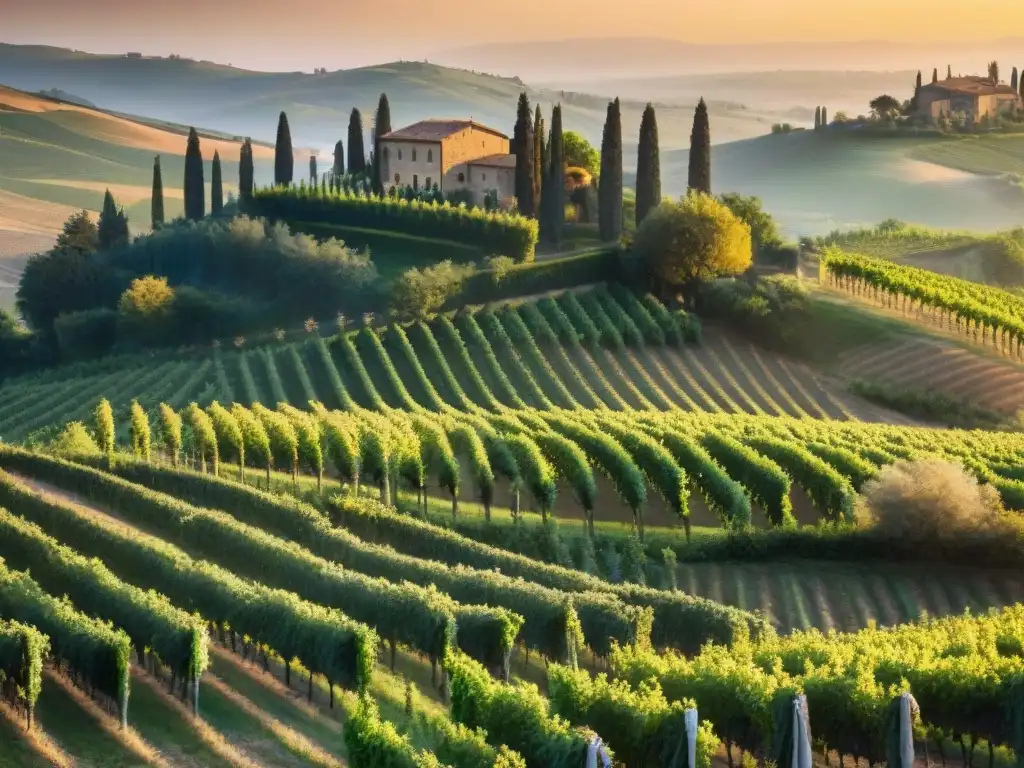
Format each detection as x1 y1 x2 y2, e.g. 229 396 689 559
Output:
0 44 786 154
0 84 282 296
644 129 1024 237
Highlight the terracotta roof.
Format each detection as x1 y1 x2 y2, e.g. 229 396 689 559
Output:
467 153 517 168
381 119 508 143
921 77 1020 97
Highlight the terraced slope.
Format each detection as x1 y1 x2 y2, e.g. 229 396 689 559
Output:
0 288 898 447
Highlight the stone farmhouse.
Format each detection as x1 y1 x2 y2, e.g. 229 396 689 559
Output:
916 76 1021 123
377 120 516 204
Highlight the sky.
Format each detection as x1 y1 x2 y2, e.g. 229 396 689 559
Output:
4 0 1024 72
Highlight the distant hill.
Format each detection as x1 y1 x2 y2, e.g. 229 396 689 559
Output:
639 130 1024 238
36 88 94 108
0 44 786 154
0 84 279 258
432 36 1024 81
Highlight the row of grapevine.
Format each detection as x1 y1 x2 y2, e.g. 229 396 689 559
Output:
0 463 375 696
611 606 1024 768
822 248 1024 358
0 614 48 727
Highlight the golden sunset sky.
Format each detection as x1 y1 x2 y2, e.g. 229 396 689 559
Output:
4 0 1022 71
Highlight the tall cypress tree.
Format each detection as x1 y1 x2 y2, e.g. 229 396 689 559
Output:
98 189 129 249
275 112 294 186
183 126 205 221
947 64 952 79
513 92 535 217
540 105 564 247
211 151 223 215
821 107 828 127
239 139 254 202
310 155 318 185
348 109 366 175
533 105 544 215
814 106 821 129
635 103 661 227
598 98 622 242
687 98 711 196
333 139 345 176
1013 67 1019 93
151 155 164 230
372 93 392 196
916 70 922 90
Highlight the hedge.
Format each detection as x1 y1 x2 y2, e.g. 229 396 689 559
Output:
0 613 48 727
247 186 539 262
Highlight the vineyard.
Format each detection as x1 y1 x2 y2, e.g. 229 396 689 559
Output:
821 249 1024 360
2 283 1024 767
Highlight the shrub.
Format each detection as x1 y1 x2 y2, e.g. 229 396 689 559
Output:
53 308 118 362
49 421 101 457
391 260 475 322
856 458 1007 541
118 276 175 347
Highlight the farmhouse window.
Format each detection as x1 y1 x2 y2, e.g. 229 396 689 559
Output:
427 149 433 162
457 172 465 182
394 173 401 183
412 149 417 161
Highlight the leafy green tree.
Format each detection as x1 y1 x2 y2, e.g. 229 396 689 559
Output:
540 105 564 247
55 210 99 254
333 139 345 176
348 108 366 175
49 421 101 457
635 103 661 227
95 398 114 456
151 156 164 229
687 98 711 195
184 127 205 220
513 93 536 217
718 193 782 259
239 139 254 202
597 98 622 243
372 93 392 195
869 95 901 118
211 151 224 215
533 105 544 215
97 189 129 250
633 192 752 297
275 112 294 186
562 130 599 173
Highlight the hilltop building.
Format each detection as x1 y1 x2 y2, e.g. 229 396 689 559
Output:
916 76 1020 122
377 119 515 203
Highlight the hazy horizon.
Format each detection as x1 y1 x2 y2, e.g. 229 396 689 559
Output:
5 0 1024 72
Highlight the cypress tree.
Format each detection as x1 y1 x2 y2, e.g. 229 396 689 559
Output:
533 105 544 214
821 106 828 127
947 64 952 79
814 106 821 129
98 189 129 249
183 126 205 221
151 155 164 229
1013 67 1019 93
635 103 661 227
275 111 294 186
513 92 535 216
687 98 711 196
211 151 224 215
540 105 564 247
333 139 345 176
348 109 366 175
933 68 939 83
239 139 254 202
916 70 922 90
372 93 392 196
310 155 318 185
598 97 622 242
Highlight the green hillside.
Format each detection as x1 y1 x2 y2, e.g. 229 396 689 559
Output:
649 130 1024 237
